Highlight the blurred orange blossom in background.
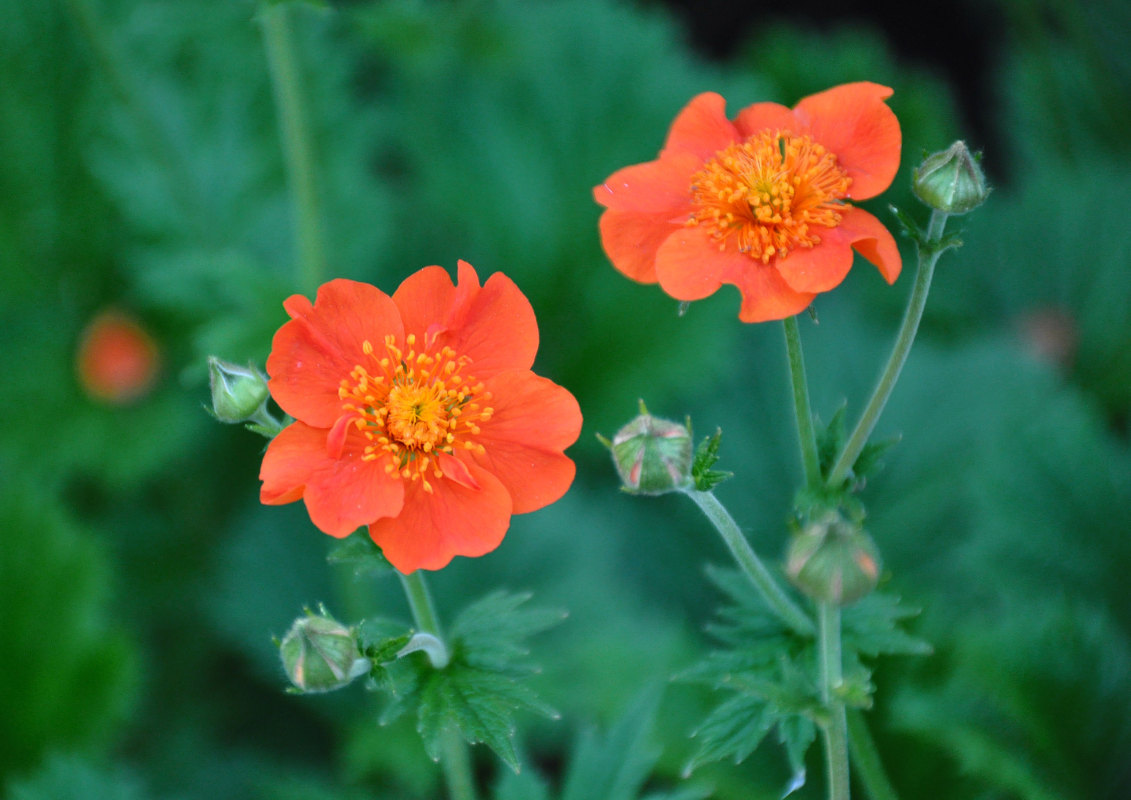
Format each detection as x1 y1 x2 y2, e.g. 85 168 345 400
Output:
259 262 582 573
594 82 903 322
76 309 161 404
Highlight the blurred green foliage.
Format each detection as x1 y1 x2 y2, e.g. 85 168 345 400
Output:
1 0 1129 798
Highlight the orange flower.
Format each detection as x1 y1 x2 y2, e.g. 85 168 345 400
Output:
76 310 160 404
259 261 582 573
594 82 902 322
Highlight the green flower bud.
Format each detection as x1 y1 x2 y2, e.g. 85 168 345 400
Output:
608 404 693 494
208 356 270 424
279 609 370 693
912 140 989 215
785 512 880 606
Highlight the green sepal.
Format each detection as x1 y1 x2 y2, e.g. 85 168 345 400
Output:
890 204 927 245
691 428 731 491
356 618 415 707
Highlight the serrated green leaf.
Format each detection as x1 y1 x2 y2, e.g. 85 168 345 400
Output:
815 405 848 476
775 713 816 792
390 591 564 773
450 590 567 673
842 592 932 659
418 665 557 773
683 693 775 776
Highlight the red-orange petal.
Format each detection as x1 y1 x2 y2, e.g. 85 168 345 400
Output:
368 462 512 573
394 262 538 377
793 82 901 201
598 209 683 284
660 92 740 161
260 421 405 538
470 370 581 514
773 237 856 295
735 265 816 323
452 267 540 376
268 280 404 428
653 226 738 301
593 153 700 213
389 265 457 342
839 207 902 284
732 101 798 139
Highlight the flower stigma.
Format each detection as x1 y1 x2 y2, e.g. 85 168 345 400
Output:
689 130 852 262
336 333 492 492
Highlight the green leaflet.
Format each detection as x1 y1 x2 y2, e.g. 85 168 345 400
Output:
679 566 928 783
358 591 564 773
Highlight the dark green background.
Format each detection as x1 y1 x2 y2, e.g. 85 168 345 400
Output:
2 0 1129 797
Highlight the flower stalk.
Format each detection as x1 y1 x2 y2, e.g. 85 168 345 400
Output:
261 1 327 293
683 489 814 636
397 571 477 800
826 209 950 489
818 602 850 800
784 315 822 488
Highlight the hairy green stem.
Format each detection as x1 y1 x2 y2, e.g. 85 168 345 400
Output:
261 2 327 293
847 710 899 800
684 489 814 635
819 602 850 800
826 210 949 488
784 315 823 488
397 572 477 800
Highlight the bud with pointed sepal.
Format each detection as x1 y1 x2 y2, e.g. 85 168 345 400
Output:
785 511 881 606
279 608 370 693
912 140 989 215
604 401 693 494
208 356 270 424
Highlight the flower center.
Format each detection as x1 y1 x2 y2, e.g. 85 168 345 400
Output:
688 130 852 263
337 333 492 492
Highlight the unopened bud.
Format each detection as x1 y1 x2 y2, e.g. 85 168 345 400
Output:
208 357 270 424
912 140 989 215
785 512 880 606
279 609 370 693
607 403 693 494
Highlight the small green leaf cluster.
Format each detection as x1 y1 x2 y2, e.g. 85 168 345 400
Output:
680 567 930 784
815 406 899 501
691 429 732 492
359 591 565 773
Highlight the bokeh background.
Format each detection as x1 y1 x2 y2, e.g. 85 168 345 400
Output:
3 0 1130 797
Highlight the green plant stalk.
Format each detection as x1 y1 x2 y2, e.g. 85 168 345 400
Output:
847 709 898 800
397 571 478 800
787 314 823 488
684 489 814 636
818 601 850 800
784 315 822 488
261 2 327 294
825 210 950 488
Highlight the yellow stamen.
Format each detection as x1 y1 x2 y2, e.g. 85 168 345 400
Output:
689 130 851 263
336 336 492 486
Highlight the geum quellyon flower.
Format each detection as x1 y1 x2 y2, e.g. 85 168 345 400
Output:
594 82 903 322
259 261 582 573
